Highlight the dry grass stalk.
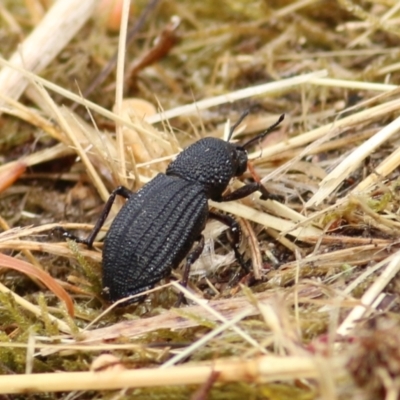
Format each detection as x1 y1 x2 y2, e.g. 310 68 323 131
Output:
210 199 322 239
0 240 102 263
34 83 111 201
337 250 400 337
254 97 400 162
54 285 322 347
310 77 397 92
146 69 328 124
0 353 345 394
113 0 132 187
307 113 400 207
0 56 168 144
356 142 400 191
239 218 263 279
161 307 255 368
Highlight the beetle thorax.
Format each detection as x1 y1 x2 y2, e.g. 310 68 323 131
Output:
166 137 248 200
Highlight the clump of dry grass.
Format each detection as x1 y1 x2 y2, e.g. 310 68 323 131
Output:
1 0 400 398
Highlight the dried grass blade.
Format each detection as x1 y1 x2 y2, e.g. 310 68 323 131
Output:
161 308 253 368
77 290 278 344
0 354 344 394
0 144 73 175
253 98 400 161
337 250 400 337
310 77 397 92
32 83 109 202
0 56 166 143
0 253 74 318
210 200 322 238
0 240 102 263
240 218 262 280
113 0 132 187
307 113 400 207
146 70 328 123
0 162 26 193
356 141 400 191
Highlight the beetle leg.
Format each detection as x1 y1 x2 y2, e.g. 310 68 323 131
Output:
54 185 134 248
208 211 248 272
218 182 258 202
175 235 205 306
218 182 281 202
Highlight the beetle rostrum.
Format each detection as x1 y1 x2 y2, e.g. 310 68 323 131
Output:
56 113 284 304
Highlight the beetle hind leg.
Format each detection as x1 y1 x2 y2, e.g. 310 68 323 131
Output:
52 185 134 248
175 235 205 306
52 226 93 246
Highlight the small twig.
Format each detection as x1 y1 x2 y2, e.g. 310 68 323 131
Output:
191 371 220 400
239 218 262 280
114 0 132 187
127 16 180 79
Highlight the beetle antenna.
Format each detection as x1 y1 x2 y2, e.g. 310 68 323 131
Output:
227 109 250 142
242 114 285 149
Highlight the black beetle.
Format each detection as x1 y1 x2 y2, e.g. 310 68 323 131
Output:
57 113 284 304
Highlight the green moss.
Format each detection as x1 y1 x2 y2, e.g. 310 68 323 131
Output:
367 192 392 212
38 293 60 337
67 239 102 296
173 309 218 329
123 381 315 400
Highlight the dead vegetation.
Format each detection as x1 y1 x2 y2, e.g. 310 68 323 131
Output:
1 0 400 398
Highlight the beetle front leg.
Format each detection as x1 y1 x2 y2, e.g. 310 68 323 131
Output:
218 182 281 202
54 185 134 248
208 211 248 272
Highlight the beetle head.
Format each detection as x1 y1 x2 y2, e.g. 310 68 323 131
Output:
166 114 284 200
230 144 248 176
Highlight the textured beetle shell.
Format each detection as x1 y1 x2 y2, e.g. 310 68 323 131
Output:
102 174 208 302
166 137 242 200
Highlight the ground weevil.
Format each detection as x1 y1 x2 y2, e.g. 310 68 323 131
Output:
57 113 284 304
